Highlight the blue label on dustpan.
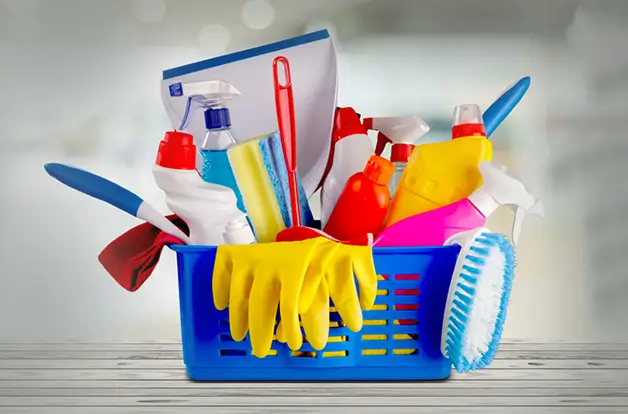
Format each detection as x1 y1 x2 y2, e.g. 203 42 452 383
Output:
169 82 183 97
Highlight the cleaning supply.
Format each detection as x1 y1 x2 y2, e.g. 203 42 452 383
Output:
483 76 531 138
223 217 257 245
212 238 329 358
442 228 516 373
273 56 301 229
43 163 190 244
98 215 187 292
228 131 314 243
153 130 252 246
320 107 375 228
270 56 369 246
367 116 431 194
276 238 378 351
324 155 394 242
162 29 338 197
375 160 544 247
172 79 245 213
383 104 493 228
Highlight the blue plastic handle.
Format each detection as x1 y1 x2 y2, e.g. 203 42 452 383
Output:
483 76 530 138
44 163 143 217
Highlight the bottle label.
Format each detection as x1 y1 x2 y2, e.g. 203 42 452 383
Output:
169 82 183 97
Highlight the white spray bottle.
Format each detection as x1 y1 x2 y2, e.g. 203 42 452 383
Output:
169 80 246 213
320 107 375 228
368 116 431 195
152 130 255 246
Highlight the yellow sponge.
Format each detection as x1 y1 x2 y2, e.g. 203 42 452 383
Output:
228 134 286 243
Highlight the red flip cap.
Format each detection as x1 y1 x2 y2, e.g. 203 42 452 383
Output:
155 131 197 170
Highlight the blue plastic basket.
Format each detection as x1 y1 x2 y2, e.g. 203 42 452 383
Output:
170 244 461 381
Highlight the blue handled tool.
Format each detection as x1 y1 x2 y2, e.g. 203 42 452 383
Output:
44 163 190 244
483 76 530 138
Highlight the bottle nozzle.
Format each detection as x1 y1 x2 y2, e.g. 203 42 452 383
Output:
473 161 543 245
452 104 486 139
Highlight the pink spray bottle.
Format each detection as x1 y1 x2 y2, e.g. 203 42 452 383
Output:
374 160 544 247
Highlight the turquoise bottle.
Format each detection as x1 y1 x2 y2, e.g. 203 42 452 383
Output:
200 107 245 213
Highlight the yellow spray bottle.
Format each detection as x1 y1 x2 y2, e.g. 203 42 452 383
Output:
382 104 493 228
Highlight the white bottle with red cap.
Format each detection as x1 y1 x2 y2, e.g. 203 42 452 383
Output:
320 107 375 228
152 131 255 246
368 116 431 195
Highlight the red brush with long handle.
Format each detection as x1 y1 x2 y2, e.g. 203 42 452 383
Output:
273 56 301 227
273 56 371 246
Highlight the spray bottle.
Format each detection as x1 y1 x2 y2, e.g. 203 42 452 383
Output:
152 131 255 246
375 160 544 247
383 104 493 228
366 116 431 195
320 107 375 228
170 80 246 213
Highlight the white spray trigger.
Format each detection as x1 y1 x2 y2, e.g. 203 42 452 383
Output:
181 80 241 103
175 80 241 131
372 116 431 145
477 160 542 245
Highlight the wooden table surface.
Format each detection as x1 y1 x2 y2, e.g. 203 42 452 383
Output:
0 340 626 413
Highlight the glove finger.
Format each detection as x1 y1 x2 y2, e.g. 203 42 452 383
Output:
275 321 286 343
299 240 339 314
327 256 363 332
352 247 378 310
279 272 305 352
212 246 234 310
228 261 254 342
277 239 326 351
301 278 330 350
249 274 280 358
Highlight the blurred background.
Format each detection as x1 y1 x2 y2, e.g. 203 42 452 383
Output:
0 0 626 342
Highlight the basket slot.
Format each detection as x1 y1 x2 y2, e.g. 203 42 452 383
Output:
393 273 420 281
220 349 247 357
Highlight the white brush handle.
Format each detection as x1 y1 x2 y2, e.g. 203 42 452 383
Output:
137 202 191 244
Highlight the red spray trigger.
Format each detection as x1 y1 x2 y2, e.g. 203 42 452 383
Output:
374 132 392 156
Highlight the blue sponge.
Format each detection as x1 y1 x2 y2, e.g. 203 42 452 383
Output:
258 131 315 228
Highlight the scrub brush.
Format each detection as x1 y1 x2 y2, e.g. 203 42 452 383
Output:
442 228 516 373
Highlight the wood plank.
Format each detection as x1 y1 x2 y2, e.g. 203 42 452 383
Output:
0 395 627 407
0 368 624 382
1 342 625 352
0 386 627 398
5 407 628 414
0 349 624 361
0 358 625 370
0 380 603 390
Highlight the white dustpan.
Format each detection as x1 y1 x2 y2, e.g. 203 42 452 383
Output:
161 29 338 197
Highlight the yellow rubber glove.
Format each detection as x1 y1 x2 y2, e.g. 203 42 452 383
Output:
277 240 378 350
212 238 327 358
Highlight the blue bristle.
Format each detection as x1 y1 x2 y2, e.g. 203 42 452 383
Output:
445 231 517 373
470 246 490 255
459 284 476 296
460 272 478 284
454 291 472 306
258 132 314 228
466 254 486 266
462 264 481 275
